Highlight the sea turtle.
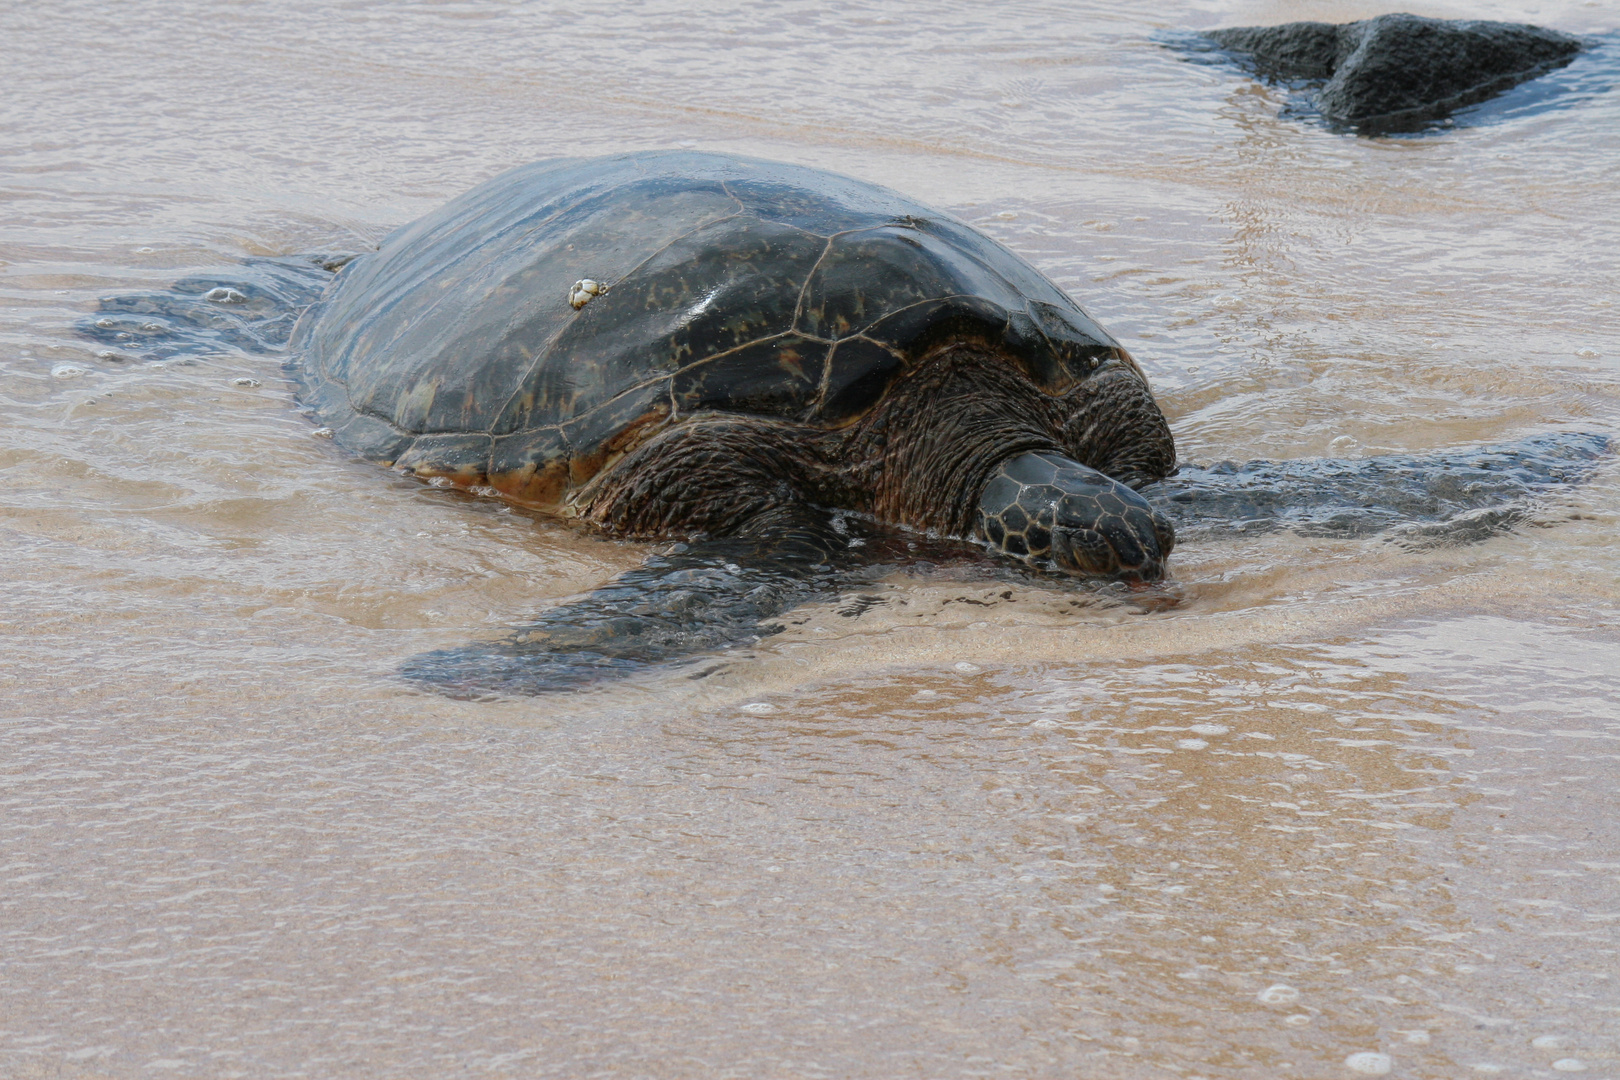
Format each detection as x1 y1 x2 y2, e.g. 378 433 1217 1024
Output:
290 152 1177 583
81 151 1607 694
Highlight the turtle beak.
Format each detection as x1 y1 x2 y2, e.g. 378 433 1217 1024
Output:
1049 505 1174 583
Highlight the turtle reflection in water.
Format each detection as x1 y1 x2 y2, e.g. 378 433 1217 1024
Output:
84 152 1608 694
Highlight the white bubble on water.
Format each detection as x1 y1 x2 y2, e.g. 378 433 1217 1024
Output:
310 427 335 438
1284 1014 1311 1026
51 364 88 379
204 286 247 304
1176 738 1208 750
232 377 261 387
1532 1036 1565 1050
740 702 776 715
953 662 980 673
1189 724 1228 736
1257 984 1299 1004
916 689 938 699
1551 1060 1587 1073
1344 1051 1391 1075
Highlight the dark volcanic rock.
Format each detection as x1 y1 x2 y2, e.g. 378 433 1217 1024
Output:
1207 13 1582 132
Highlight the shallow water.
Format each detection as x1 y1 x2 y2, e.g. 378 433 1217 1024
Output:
4 0 1619 1076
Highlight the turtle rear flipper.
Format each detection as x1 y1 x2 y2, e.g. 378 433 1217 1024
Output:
80 255 344 360
398 515 868 697
1145 431 1610 542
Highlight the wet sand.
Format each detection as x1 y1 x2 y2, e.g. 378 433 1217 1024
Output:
2 0 1618 1076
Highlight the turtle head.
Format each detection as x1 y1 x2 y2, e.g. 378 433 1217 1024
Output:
977 451 1175 582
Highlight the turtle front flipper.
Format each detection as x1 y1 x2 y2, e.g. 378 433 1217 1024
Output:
399 514 861 697
1142 431 1610 542
978 452 1176 582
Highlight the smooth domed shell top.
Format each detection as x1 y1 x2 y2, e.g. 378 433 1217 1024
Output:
290 151 1129 508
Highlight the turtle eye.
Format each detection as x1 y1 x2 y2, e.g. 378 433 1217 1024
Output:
1050 526 1114 576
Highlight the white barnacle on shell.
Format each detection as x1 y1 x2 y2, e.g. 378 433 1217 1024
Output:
568 278 608 310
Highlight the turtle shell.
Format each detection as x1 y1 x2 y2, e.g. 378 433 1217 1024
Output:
290 151 1132 511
